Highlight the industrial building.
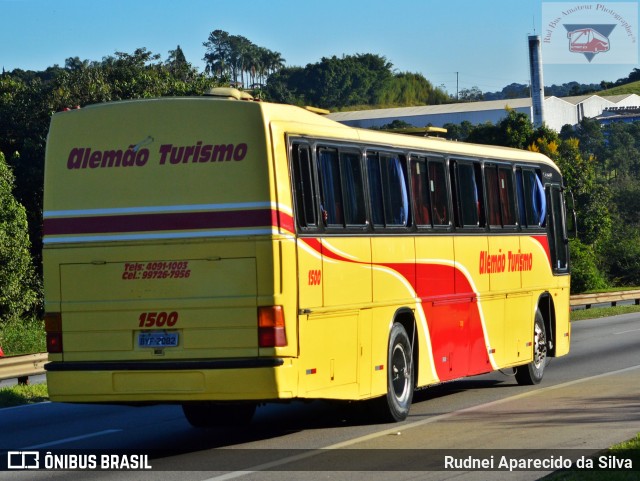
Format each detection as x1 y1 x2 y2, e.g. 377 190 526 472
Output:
327 93 640 133
327 35 639 133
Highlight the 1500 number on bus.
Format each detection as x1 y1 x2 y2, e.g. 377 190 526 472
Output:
138 311 179 328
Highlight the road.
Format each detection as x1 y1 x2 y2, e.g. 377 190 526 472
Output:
1 313 639 481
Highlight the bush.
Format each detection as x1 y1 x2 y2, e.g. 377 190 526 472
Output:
569 239 608 293
0 151 39 324
0 316 45 355
601 226 640 287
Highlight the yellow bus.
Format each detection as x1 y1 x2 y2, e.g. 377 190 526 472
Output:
43 89 572 426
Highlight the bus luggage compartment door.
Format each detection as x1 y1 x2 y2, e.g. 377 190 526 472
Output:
58 256 259 362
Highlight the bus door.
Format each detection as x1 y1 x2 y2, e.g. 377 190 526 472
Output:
547 184 570 275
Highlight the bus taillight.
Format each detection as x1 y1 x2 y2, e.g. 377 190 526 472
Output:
44 312 63 353
258 306 287 347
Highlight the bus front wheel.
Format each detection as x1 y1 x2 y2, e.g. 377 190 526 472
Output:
373 322 414 422
515 310 548 385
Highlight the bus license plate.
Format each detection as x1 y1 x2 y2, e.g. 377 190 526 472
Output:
138 332 179 348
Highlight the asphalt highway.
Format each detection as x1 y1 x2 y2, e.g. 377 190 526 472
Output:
1 313 639 481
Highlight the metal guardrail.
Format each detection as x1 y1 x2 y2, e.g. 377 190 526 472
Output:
0 353 48 384
0 290 638 383
569 289 640 309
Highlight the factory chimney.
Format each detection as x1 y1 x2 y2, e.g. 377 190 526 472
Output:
528 35 545 128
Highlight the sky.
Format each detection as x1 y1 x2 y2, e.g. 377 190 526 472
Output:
1 0 639 96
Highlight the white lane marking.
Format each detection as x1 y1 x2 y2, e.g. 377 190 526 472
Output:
0 401 51 412
24 429 122 449
202 364 640 480
614 328 640 335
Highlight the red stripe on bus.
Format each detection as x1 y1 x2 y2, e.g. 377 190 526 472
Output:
299 238 492 381
532 235 552 267
302 234 554 381
43 209 293 236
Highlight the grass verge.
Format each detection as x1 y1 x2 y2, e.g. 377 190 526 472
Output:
571 304 640 321
0 382 48 407
542 434 640 480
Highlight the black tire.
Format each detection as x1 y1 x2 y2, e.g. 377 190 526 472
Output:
373 322 414 422
182 402 256 428
515 309 548 385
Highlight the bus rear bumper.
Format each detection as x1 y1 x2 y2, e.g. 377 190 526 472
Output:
44 358 297 403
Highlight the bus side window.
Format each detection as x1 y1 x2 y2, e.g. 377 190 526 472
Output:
339 151 367 226
367 152 410 228
452 160 485 228
367 153 385 227
485 164 502 227
428 159 449 226
498 167 517 226
382 154 409 226
318 148 344 226
516 167 546 228
291 143 317 228
411 157 431 226
486 163 517 228
317 147 366 228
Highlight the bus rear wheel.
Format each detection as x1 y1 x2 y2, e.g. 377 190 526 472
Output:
182 402 256 428
515 310 547 385
373 322 414 422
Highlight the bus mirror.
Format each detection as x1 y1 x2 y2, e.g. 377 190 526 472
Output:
565 190 577 239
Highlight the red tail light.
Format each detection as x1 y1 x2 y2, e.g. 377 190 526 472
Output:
258 306 287 347
44 312 63 353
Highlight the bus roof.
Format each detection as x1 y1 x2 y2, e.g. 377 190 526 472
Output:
73 95 559 171
253 100 558 171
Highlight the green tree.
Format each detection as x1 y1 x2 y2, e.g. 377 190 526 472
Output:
604 122 640 181
568 239 608 293
302 54 393 107
203 30 284 88
465 109 533 148
601 225 640 286
613 177 640 225
203 29 231 79
498 109 534 149
443 120 474 141
458 86 484 102
0 152 38 323
560 118 605 175
465 121 502 145
166 45 191 81
1 47 223 288
531 133 611 246
376 72 449 106
265 54 449 109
